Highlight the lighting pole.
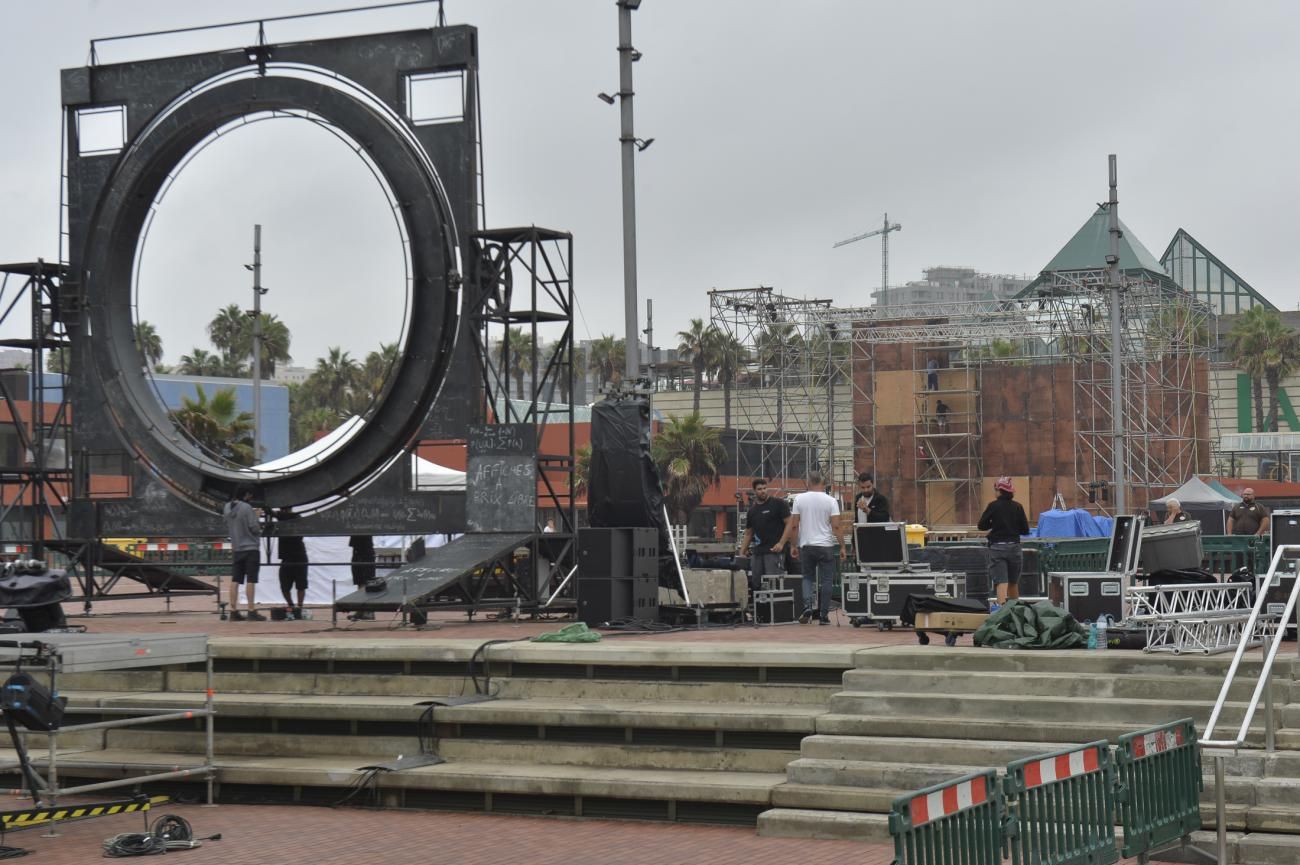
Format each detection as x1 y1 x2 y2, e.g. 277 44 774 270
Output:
249 224 267 462
615 0 644 385
1105 155 1126 514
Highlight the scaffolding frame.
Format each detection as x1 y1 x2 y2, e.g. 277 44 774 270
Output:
706 274 1210 518
707 287 867 498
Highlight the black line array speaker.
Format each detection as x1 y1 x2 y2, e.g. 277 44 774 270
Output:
578 527 658 579
577 576 658 625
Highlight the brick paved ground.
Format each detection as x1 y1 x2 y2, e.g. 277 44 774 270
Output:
0 798 901 865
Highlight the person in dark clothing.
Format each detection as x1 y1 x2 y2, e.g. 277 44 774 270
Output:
740 478 791 592
348 535 376 621
978 476 1029 606
1228 488 1269 537
853 473 891 523
222 484 265 621
1163 498 1191 524
276 508 309 619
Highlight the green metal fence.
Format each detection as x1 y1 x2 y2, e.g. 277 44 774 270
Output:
1201 535 1262 578
888 768 1003 865
1003 741 1119 865
1115 719 1202 860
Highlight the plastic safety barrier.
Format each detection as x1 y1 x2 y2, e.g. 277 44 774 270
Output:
888 768 1003 865
1115 719 1201 859
1003 741 1119 865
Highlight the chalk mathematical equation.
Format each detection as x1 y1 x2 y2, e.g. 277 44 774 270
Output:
467 424 535 457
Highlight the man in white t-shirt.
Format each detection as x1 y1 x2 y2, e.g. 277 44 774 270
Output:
772 470 847 625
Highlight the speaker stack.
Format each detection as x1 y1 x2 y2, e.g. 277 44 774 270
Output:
577 528 659 625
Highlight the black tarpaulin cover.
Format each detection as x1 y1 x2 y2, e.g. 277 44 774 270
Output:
0 568 71 608
588 394 673 572
900 594 988 626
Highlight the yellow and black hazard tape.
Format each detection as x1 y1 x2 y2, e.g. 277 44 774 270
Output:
0 794 169 831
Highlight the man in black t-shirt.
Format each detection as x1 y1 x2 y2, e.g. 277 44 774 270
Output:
1228 488 1270 536
853 473 891 523
740 478 790 590
275 508 309 619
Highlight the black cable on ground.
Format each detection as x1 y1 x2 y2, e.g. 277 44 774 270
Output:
102 814 220 857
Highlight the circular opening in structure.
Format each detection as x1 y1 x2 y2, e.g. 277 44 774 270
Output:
133 113 411 472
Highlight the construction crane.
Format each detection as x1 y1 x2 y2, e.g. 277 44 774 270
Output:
833 212 902 308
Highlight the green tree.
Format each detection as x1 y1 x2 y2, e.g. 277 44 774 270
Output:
207 304 245 367
587 334 625 391
351 342 401 412
1228 306 1300 432
178 348 223 376
496 327 535 401
708 329 747 430
676 318 714 414
313 346 358 408
650 413 726 523
754 322 802 386
573 443 591 499
46 348 69 374
206 305 292 378
169 383 255 465
134 320 163 369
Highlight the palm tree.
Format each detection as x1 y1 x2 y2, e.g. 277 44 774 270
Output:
495 327 535 401
250 313 293 379
650 413 727 523
573 443 591 499
676 318 714 414
169 384 255 464
134 320 163 369
708 330 747 430
313 347 358 408
178 348 223 376
587 334 625 391
1228 306 1299 432
352 342 401 410
46 348 69 374
207 304 246 367
754 322 802 386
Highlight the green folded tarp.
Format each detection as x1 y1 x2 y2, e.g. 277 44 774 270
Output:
973 600 1086 649
531 622 603 643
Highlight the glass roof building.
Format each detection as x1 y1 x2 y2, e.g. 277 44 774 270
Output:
1159 228 1275 314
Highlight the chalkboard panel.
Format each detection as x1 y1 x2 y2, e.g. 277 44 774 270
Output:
466 424 536 532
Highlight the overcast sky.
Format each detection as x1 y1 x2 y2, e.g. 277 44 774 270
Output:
2 0 1300 369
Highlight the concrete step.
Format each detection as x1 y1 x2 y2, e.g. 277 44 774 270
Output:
840 668 1270 702
1244 804 1300 833
770 783 895 813
853 646 1289 679
786 758 975 791
1240 832 1300 864
828 690 1262 728
430 698 825 732
756 807 890 842
815 713 1275 749
799 735 1059 767
100 729 797 772
0 747 787 808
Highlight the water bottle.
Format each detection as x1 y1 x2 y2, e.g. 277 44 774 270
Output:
1096 616 1109 652
1087 621 1098 650
988 601 1001 615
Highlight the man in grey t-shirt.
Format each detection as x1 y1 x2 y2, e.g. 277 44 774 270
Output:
773 471 847 625
222 485 265 621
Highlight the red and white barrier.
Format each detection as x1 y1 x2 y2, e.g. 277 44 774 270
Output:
1131 726 1185 759
909 774 988 826
1023 745 1103 788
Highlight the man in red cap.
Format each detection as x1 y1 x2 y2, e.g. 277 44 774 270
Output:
978 476 1029 606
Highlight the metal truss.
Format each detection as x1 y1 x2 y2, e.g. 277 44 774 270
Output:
707 271 1209 516
1128 582 1275 655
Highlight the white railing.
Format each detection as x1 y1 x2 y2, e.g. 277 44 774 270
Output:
1201 544 1300 864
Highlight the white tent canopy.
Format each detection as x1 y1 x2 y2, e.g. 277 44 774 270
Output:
1149 477 1241 508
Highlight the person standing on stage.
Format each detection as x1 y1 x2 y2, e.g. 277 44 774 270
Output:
978 476 1029 607
223 485 265 621
853 473 891 523
773 470 847 626
275 508 309 619
348 535 376 621
739 478 790 593
1228 488 1270 537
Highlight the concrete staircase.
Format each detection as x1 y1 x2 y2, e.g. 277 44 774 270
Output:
757 646 1300 863
6 638 856 826
9 637 1300 861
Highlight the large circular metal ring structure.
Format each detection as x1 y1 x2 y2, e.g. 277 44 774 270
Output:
82 70 459 509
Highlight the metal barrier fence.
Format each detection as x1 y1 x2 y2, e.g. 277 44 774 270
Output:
1115 719 1201 860
888 769 1003 865
890 729 1202 865
1004 741 1118 865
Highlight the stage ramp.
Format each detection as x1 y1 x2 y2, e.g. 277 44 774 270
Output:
333 532 547 615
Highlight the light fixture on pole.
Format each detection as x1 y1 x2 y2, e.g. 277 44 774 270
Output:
634 138 654 152
597 92 617 105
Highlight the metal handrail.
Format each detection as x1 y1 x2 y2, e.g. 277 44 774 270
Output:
1199 543 1300 865
1201 544 1299 748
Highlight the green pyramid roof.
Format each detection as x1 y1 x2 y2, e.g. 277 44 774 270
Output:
1020 205 1174 295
